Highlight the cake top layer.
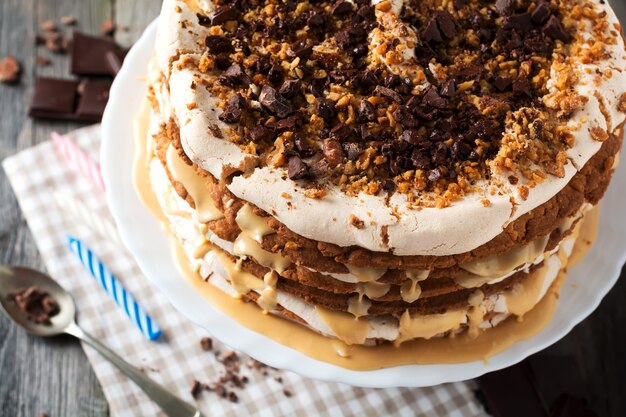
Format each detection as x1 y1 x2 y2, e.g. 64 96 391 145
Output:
198 0 580 202
152 0 626 256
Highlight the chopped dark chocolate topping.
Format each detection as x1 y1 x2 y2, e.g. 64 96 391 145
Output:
189 0 580 202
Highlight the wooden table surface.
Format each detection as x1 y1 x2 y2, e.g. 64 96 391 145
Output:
1 1 626 416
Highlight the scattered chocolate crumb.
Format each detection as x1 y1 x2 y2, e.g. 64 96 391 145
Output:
283 388 293 397
40 20 57 32
7 286 60 325
200 337 213 351
36 56 51 66
100 19 116 36
227 391 239 403
0 56 21 84
60 16 77 26
190 380 204 399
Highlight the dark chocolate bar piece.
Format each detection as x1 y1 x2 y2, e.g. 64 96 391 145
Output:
70 32 126 76
28 77 111 122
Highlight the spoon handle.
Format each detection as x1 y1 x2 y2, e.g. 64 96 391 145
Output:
65 321 201 417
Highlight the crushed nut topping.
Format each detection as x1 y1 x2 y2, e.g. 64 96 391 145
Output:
183 0 618 206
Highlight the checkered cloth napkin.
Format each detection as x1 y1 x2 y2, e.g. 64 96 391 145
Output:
2 125 487 417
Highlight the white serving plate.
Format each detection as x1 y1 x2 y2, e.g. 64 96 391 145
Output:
101 19 626 388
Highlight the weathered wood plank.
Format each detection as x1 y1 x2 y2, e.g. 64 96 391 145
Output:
114 0 163 47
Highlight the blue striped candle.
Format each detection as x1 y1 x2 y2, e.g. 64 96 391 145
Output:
67 235 162 341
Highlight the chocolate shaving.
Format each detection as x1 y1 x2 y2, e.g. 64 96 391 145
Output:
258 85 293 118
8 286 60 325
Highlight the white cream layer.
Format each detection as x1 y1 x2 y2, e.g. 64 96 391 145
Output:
153 0 624 257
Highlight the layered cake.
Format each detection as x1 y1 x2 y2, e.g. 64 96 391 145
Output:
136 0 626 365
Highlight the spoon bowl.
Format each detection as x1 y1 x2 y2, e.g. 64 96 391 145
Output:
0 264 200 417
0 265 75 336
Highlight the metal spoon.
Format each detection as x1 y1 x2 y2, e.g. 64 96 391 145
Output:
0 265 201 417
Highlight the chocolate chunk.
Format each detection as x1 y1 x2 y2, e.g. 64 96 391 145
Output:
495 0 515 16
384 74 411 95
423 87 448 109
30 78 78 116
71 32 127 76
503 13 533 33
394 106 418 128
275 114 302 132
76 80 111 120
7 286 60 325
219 63 251 87
190 380 203 399
287 156 308 179
332 0 353 17
36 56 51 67
259 85 293 118
307 10 327 29
205 35 234 54
43 32 68 54
197 13 211 26
432 143 448 165
100 19 116 36
278 79 302 98
494 76 513 92
291 133 311 157
267 64 284 86
428 167 443 181
330 123 352 141
411 148 431 170
315 98 336 123
219 93 246 123
200 337 213 351
104 51 123 75
309 158 330 178
358 124 376 141
358 100 376 122
451 140 472 160
400 129 421 145
211 5 238 25
249 125 271 142
290 40 313 59
0 56 21 84
354 70 378 92
323 138 344 167
531 1 552 24
436 12 457 39
458 63 483 79
343 142 362 160
283 389 293 397
543 15 571 42
29 77 111 122
334 31 352 49
440 79 456 97
373 85 402 103
421 17 442 43
512 75 531 96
